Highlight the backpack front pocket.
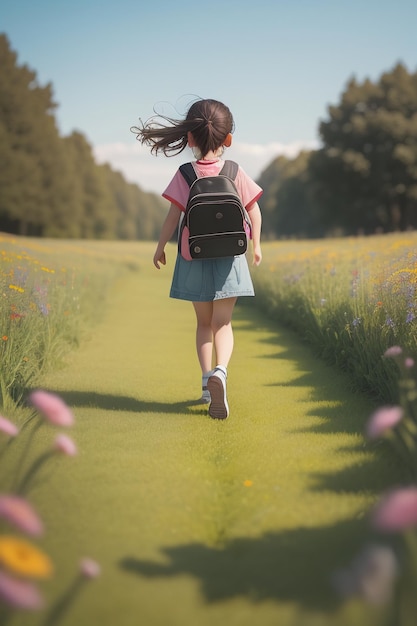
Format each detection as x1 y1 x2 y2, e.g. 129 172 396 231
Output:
189 232 247 259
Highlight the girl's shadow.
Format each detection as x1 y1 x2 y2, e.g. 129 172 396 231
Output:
25 389 208 417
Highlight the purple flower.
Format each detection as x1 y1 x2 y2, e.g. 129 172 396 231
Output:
0 571 44 610
28 391 74 427
0 495 43 537
406 311 415 323
80 558 101 579
385 317 395 329
366 406 404 439
371 487 417 532
54 434 77 456
352 317 361 327
0 415 19 437
333 545 398 606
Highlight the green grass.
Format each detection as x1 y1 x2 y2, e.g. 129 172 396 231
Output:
252 233 417 403
4 242 406 626
0 234 140 412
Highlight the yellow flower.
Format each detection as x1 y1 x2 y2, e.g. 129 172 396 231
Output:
8 284 24 293
0 536 53 579
243 480 253 487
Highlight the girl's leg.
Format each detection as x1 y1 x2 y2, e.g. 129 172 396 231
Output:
192 301 214 374
207 297 237 419
211 297 237 368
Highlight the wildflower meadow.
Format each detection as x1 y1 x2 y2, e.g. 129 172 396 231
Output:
0 234 140 414
252 232 417 623
0 235 140 623
0 390 100 623
2 233 417 624
252 232 417 403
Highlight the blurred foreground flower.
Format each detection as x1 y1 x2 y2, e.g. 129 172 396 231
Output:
333 544 398 606
80 558 100 579
0 416 19 438
54 434 77 457
41 557 101 626
0 570 43 610
29 391 74 427
384 346 403 358
0 495 43 537
371 487 417 532
366 406 404 439
0 536 53 578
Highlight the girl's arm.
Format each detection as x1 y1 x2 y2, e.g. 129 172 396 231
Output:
153 203 182 269
248 202 262 266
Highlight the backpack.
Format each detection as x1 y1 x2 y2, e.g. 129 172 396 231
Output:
178 160 252 261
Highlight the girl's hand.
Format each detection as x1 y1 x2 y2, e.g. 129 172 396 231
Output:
253 246 262 266
152 204 181 269
153 249 166 269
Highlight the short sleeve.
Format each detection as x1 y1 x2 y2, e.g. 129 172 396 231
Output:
235 167 263 209
162 170 190 212
162 161 263 212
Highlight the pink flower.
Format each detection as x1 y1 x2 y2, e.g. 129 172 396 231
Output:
371 487 417 532
366 406 404 439
54 434 77 456
405 357 415 368
0 415 19 437
333 544 397 606
28 391 74 427
0 571 44 610
80 558 100 579
383 346 403 358
0 495 43 537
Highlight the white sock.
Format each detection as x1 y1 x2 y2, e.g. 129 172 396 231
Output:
214 365 227 377
202 370 214 386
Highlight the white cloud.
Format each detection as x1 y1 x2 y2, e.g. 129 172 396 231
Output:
93 139 320 195
227 140 320 180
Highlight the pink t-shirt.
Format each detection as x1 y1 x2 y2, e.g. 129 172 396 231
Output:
162 159 263 212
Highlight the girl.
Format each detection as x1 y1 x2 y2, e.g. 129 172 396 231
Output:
132 98 262 419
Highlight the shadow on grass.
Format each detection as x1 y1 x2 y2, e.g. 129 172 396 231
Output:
26 389 209 417
119 516 388 611
234 304 408 502
235 303 402 434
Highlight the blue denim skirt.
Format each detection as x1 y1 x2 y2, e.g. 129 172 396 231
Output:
170 254 255 302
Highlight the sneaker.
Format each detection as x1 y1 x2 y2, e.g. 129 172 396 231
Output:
207 367 229 419
198 371 213 404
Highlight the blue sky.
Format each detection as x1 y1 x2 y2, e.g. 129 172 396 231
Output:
3 0 417 193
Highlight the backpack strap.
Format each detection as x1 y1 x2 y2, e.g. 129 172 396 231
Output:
219 160 239 181
179 163 197 187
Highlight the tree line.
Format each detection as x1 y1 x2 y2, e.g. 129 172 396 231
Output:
1 31 416 240
0 34 166 239
258 62 417 238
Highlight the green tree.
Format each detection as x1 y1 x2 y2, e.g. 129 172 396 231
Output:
311 63 417 234
64 132 116 238
0 33 75 235
257 152 320 238
0 33 166 240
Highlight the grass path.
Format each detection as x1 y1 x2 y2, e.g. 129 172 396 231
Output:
20 244 404 626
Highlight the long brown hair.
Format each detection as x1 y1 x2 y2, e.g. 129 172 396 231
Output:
131 99 234 157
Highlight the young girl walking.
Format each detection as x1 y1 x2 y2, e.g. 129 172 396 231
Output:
132 98 262 419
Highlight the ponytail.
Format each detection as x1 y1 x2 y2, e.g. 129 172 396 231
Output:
131 98 234 158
